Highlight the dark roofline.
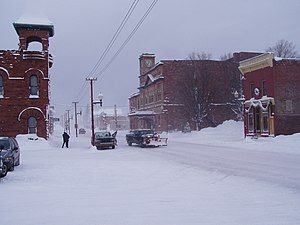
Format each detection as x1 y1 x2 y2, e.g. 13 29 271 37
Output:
13 22 54 37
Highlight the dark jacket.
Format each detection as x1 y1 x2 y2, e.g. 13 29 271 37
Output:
63 132 70 141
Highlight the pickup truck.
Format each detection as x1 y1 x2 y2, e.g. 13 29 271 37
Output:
94 131 117 150
126 129 167 147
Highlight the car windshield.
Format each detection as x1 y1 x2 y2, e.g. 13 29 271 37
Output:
140 130 154 135
0 139 10 150
95 132 111 138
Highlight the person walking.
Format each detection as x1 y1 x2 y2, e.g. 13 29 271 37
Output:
62 132 70 148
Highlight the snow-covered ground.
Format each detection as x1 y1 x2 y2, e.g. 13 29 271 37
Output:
1 121 300 225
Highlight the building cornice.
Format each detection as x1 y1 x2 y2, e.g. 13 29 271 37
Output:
238 53 274 74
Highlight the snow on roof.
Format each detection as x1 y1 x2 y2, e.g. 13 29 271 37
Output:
128 111 156 116
274 57 300 61
14 15 54 37
244 96 275 112
149 62 164 71
15 14 53 26
129 92 140 98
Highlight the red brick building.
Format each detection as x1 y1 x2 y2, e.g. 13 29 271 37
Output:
0 21 54 138
239 53 300 137
129 53 259 132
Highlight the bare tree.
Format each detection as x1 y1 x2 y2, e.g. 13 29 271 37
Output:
177 59 215 130
219 52 233 61
266 39 298 58
188 51 212 60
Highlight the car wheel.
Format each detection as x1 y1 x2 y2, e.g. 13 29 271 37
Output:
9 163 14 171
112 145 115 149
127 141 132 146
15 158 20 166
0 164 8 178
96 146 101 150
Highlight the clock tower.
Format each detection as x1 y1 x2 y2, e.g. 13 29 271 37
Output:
139 53 155 76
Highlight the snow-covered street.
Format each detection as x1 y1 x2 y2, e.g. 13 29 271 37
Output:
1 122 300 225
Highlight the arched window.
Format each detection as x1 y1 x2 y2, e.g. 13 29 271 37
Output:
30 75 39 96
28 117 37 134
0 75 3 96
27 41 43 51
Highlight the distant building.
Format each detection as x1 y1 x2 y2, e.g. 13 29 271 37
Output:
94 106 129 131
128 52 260 132
239 53 300 137
0 19 54 138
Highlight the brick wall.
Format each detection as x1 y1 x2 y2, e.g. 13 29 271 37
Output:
129 53 255 132
0 26 53 138
274 60 300 135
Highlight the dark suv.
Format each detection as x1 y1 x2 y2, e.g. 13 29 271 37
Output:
0 137 20 172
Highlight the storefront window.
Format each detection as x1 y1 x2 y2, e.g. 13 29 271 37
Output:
248 112 254 133
262 111 269 132
255 108 261 132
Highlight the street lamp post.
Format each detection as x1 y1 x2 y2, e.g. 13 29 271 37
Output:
91 92 103 145
234 90 245 121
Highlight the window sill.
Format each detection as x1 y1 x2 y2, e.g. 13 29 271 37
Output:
29 95 39 99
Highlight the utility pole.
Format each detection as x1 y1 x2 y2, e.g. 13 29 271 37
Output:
73 101 81 137
66 109 71 135
86 77 97 146
114 104 118 130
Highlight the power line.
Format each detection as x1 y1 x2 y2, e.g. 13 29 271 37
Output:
88 0 140 76
95 0 158 78
74 0 140 102
75 0 159 103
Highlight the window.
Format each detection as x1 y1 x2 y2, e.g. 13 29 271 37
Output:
248 112 254 133
28 117 37 134
0 75 3 96
262 111 269 132
30 75 39 96
255 108 261 132
285 100 293 113
262 80 267 96
250 83 254 98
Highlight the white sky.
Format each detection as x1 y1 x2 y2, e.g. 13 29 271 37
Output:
1 0 299 116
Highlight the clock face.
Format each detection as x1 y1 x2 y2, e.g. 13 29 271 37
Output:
145 59 152 67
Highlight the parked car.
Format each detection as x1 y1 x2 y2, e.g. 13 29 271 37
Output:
0 146 8 178
126 129 168 147
94 131 117 150
79 128 86 134
0 137 20 172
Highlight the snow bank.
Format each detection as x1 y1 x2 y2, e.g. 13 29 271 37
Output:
16 134 50 150
166 120 300 155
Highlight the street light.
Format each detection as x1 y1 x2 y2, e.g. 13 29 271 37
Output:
97 92 103 107
233 90 245 121
91 92 104 145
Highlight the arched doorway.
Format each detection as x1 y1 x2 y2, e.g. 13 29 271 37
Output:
28 117 38 134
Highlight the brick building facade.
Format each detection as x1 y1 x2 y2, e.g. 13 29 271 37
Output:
0 21 54 138
128 52 259 132
239 53 300 137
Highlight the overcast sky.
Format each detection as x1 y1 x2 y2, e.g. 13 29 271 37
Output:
1 0 300 116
